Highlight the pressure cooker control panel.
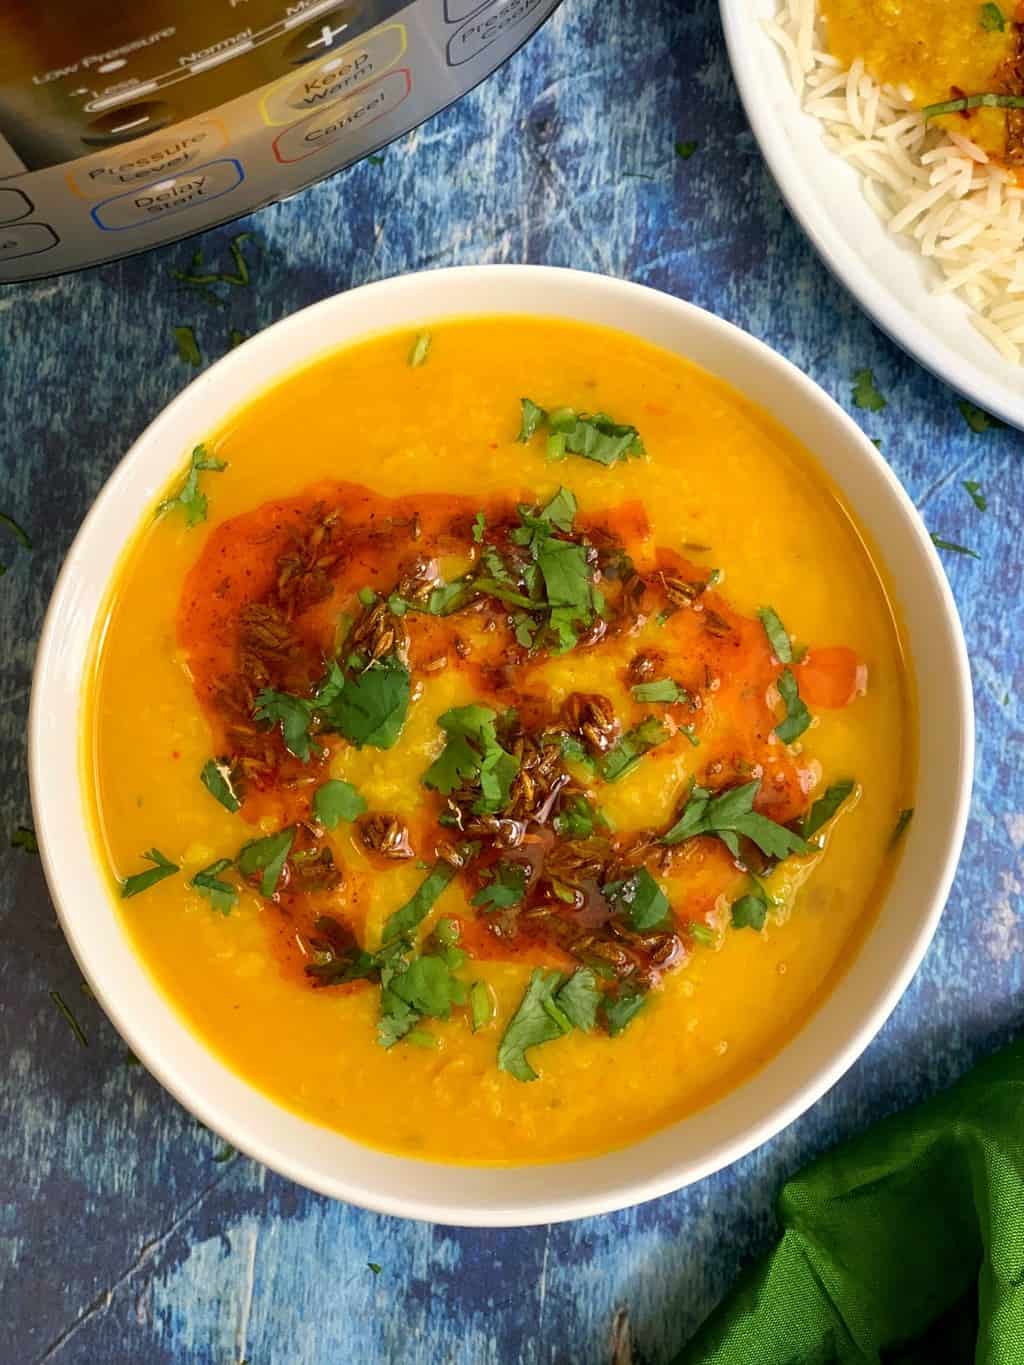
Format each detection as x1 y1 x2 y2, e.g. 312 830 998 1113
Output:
0 0 559 282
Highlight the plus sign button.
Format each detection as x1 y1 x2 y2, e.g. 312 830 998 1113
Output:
284 4 364 65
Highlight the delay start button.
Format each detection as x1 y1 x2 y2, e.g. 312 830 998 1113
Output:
90 158 244 231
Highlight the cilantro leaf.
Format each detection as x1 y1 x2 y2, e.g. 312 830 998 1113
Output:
517 398 547 443
472 511 486 543
472 862 528 910
931 533 979 559
556 968 600 1031
320 656 411 749
200 758 241 813
11 825 37 854
191 858 238 914
802 780 855 840
851 369 886 413
313 778 367 827
0 511 31 549
422 706 519 814
603 866 671 931
237 827 294 898
408 332 431 367
980 3 1006 32
378 947 468 1049
962 481 987 512
731 884 768 931
891 807 914 845
381 857 467 945
537 537 591 610
602 984 648 1037
174 324 201 367
675 139 698 159
662 780 811 860
549 409 645 465
553 794 612 839
758 606 793 664
253 689 315 761
539 486 577 532
121 848 180 899
498 968 599 1081
426 577 474 615
601 716 669 782
630 678 689 704
469 980 494 1031
958 400 1004 433
775 668 811 743
157 444 226 527
50 989 88 1048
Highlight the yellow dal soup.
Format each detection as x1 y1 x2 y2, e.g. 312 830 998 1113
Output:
85 317 914 1165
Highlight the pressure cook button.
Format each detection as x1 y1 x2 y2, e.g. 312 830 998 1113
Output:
0 223 58 261
285 4 363 65
82 101 176 147
447 0 546 65
90 158 244 231
0 188 33 224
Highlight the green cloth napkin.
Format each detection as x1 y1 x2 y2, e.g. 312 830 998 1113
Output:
676 1040 1024 1365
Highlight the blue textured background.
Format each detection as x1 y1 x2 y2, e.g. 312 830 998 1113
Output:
2 1 1021 1361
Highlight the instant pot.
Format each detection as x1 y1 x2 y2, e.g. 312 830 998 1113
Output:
0 0 560 282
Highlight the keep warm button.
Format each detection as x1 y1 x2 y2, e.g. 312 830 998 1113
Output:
91 158 244 231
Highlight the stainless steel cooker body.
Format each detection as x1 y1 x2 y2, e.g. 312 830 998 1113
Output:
0 0 560 281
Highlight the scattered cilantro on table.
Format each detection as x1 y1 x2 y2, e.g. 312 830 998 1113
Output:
930 533 979 559
50 989 88 1047
958 399 1004 433
851 368 886 412
962 480 987 512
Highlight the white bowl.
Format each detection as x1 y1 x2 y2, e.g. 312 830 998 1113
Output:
30 266 973 1226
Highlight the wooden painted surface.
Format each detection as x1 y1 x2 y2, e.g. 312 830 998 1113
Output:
0 1 1021 1360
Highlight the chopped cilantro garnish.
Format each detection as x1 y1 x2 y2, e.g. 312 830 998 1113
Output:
602 984 648 1037
958 400 1004 433
498 968 599 1080
368 1261 382 1275
174 324 201 367
50 989 88 1047
318 655 411 750
603 867 671 932
11 825 37 854
422 706 519 814
802 780 855 840
472 862 528 910
662 780 811 860
539 485 577 531
157 444 227 528
253 689 316 761
516 400 645 465
427 576 474 615
378 949 467 1049
200 758 241 813
891 807 914 845
689 921 715 946
980 4 1007 31
553 794 612 839
0 511 31 549
469 980 494 1031
675 139 698 159
313 779 367 828
236 827 294 898
731 881 768 931
775 668 811 743
472 511 486 543
758 606 793 664
851 368 886 413
601 716 669 782
190 858 238 914
121 848 180 899
408 332 431 367
517 397 547 442
229 328 247 349
962 481 987 512
931 533 979 559
630 678 689 704
381 857 466 946
923 91 1024 118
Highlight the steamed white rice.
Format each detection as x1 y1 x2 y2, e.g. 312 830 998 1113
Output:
766 0 1024 364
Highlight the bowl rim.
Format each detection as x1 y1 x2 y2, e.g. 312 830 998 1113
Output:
717 0 1024 432
29 264 974 1225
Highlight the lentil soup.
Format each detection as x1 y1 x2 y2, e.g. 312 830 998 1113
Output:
85 317 914 1165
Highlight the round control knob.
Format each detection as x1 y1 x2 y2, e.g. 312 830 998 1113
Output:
82 101 176 147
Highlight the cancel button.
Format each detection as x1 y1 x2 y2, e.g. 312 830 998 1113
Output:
91 158 244 231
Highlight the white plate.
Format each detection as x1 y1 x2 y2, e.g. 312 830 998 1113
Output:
720 0 1024 429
